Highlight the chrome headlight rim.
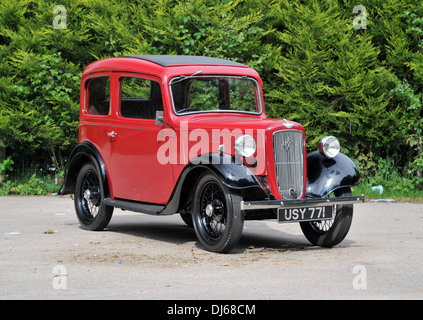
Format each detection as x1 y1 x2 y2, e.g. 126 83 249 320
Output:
234 135 256 158
318 136 340 158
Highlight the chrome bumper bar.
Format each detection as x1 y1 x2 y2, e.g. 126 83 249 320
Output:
241 195 365 211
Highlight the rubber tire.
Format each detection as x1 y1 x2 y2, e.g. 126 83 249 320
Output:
300 187 353 247
180 212 193 227
192 172 244 253
74 163 114 231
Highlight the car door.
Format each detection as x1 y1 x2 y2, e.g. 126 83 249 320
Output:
80 74 113 177
108 74 174 205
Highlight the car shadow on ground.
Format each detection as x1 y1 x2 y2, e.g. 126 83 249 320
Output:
105 212 355 254
106 215 197 245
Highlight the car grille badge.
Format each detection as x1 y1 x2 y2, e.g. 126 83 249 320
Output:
282 119 295 129
281 136 292 151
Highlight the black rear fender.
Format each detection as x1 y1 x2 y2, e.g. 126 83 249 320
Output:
59 142 109 197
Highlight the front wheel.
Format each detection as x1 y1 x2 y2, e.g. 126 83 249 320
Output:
192 173 244 253
74 163 114 231
300 187 353 247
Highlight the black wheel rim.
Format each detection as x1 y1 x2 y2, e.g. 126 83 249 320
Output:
79 169 101 221
309 191 340 233
198 181 227 242
309 205 337 233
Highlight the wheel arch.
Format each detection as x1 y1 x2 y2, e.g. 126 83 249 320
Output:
59 141 110 197
162 153 267 215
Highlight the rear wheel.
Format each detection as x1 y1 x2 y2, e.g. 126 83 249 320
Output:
300 187 353 247
192 172 244 253
74 163 113 231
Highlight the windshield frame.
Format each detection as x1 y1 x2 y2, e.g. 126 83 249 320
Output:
169 75 263 116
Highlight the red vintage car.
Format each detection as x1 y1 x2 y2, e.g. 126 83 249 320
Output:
60 55 363 253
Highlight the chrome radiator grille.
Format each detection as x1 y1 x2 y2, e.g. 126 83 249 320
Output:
273 130 304 199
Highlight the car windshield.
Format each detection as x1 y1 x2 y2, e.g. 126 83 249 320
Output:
170 76 262 115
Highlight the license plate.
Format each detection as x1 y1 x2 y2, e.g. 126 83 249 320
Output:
278 206 333 223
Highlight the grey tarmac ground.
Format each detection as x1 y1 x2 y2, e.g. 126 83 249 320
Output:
0 195 422 300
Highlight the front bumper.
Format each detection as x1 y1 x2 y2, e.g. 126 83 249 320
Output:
241 195 365 211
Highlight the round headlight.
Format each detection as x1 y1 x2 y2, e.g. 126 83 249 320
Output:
318 136 340 158
235 135 256 157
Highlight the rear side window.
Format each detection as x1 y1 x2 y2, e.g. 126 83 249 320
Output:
86 77 110 116
120 77 163 119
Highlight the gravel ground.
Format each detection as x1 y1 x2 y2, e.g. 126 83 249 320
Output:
1 195 422 300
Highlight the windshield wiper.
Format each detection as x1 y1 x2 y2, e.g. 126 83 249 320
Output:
171 70 203 84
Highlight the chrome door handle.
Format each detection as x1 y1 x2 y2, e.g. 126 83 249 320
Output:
107 131 116 138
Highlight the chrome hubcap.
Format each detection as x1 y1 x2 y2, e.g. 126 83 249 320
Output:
205 204 214 217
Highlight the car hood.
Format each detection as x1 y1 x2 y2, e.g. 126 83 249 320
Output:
174 114 303 133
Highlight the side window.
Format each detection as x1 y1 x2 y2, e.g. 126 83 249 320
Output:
86 77 110 116
120 77 163 119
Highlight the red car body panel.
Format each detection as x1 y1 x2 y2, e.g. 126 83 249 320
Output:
78 56 306 204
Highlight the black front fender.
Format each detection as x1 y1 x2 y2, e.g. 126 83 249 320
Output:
306 151 360 198
193 153 261 190
161 153 268 214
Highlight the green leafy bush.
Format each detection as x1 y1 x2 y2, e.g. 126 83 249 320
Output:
0 0 422 196
0 172 58 196
0 156 13 173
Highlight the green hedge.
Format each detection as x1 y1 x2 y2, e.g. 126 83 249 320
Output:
0 0 422 189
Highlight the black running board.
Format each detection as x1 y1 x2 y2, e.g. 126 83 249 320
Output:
103 198 165 215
